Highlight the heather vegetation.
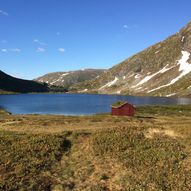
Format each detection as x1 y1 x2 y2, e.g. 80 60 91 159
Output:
92 127 191 190
0 132 70 190
0 105 191 190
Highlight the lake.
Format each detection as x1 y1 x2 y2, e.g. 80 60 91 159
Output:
0 93 191 115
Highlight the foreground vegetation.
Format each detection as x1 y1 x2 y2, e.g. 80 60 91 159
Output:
0 105 191 190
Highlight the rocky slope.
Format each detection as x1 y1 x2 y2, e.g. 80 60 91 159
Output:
0 70 48 93
35 69 105 92
72 20 191 97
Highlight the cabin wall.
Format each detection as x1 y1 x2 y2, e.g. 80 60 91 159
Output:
112 104 134 116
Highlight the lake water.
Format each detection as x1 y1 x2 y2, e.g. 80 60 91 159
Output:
0 93 191 115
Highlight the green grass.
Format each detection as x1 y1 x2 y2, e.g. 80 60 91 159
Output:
136 104 191 117
0 90 18 95
111 100 126 107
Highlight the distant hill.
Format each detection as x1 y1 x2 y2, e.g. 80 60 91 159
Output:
0 70 49 93
35 69 105 92
72 20 191 97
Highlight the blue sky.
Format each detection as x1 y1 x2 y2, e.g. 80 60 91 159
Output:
0 0 191 79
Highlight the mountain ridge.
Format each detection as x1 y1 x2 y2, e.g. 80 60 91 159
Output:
35 69 105 92
71 20 191 97
0 70 49 93
2 21 191 97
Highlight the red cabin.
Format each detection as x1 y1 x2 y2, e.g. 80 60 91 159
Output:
111 102 135 116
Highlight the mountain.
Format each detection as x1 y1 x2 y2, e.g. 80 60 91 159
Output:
35 69 105 92
72 21 191 97
0 70 49 93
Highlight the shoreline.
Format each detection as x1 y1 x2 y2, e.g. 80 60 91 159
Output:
1 104 191 117
1 90 191 98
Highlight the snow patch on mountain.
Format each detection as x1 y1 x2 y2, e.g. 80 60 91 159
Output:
155 51 159 54
50 75 66 85
135 74 141 79
50 79 60 85
62 73 69 76
148 51 191 93
166 93 176 97
170 51 191 82
134 65 173 87
78 89 88 93
116 90 121 94
128 74 135 78
135 87 143 90
99 77 118 90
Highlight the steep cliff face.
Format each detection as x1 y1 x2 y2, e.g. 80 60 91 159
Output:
72 21 191 97
0 70 48 93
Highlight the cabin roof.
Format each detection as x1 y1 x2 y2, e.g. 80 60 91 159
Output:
111 102 134 109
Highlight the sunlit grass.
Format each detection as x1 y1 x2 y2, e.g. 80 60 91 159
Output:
0 105 191 190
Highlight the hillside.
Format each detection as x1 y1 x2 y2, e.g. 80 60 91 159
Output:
72 20 191 97
0 70 49 93
35 69 105 92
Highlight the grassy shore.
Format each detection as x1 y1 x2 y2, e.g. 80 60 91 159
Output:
0 105 191 190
